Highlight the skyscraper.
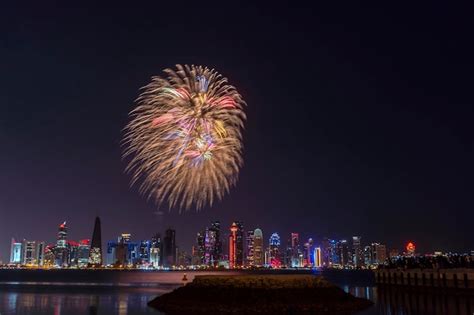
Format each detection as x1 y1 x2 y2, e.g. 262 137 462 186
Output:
77 239 90 268
352 236 363 268
163 228 176 267
245 230 254 266
253 228 264 266
195 232 205 265
88 217 103 267
9 238 22 264
314 247 322 267
290 233 301 267
36 242 45 266
269 232 281 267
54 221 69 267
150 233 162 268
228 222 244 268
207 221 222 265
336 239 350 267
22 240 36 265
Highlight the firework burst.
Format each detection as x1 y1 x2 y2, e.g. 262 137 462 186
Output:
123 65 246 210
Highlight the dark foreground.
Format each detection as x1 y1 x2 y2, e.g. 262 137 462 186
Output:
149 275 373 314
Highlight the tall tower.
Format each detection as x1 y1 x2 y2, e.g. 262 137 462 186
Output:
253 228 264 266
228 222 244 268
88 217 103 267
269 233 281 267
352 236 363 268
245 230 254 266
163 228 176 267
54 221 69 267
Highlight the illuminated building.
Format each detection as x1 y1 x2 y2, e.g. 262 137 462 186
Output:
366 243 387 265
374 243 387 264
406 242 416 256
88 217 103 267
22 240 37 265
363 245 372 266
208 221 222 265
68 241 80 267
77 239 90 268
9 238 22 264
337 239 350 267
303 238 314 266
163 228 176 267
290 233 301 267
138 240 151 265
253 228 264 266
150 233 162 268
269 233 281 267
352 236 363 268
195 232 205 265
36 242 45 266
54 222 69 267
43 246 55 267
246 230 254 266
228 221 244 268
314 247 322 267
106 241 118 266
203 221 222 266
321 238 331 266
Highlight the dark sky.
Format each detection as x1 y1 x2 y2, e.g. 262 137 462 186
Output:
1 3 473 262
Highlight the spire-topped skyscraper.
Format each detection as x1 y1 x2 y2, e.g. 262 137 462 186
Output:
88 217 102 267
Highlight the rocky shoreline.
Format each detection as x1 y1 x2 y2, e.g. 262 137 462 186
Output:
148 274 373 314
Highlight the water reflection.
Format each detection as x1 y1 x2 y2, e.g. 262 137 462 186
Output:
0 286 168 315
1 283 474 314
345 285 474 315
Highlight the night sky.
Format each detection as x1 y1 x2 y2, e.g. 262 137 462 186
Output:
1 3 473 262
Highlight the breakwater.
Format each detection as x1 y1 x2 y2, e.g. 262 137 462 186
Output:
375 268 474 289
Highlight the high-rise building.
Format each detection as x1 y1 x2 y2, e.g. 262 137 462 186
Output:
150 233 162 268
88 217 103 267
9 238 22 264
68 241 79 267
352 236 363 268
54 222 69 267
228 222 244 268
246 230 254 266
203 221 221 266
363 245 372 266
290 233 301 267
269 233 281 267
336 239 350 267
253 228 264 266
77 239 90 268
163 228 176 267
22 240 36 265
195 232 205 265
303 238 314 266
138 240 151 265
36 242 45 266
372 243 387 265
314 247 322 267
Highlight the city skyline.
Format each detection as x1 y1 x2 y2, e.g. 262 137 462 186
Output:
3 215 469 266
1 3 473 263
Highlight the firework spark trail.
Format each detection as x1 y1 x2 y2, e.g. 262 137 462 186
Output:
123 65 246 210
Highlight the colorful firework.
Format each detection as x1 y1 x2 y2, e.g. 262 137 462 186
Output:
123 65 246 210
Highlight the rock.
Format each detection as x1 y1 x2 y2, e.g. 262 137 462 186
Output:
148 275 373 314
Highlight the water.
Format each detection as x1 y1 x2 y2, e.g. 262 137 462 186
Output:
0 284 169 315
0 280 473 314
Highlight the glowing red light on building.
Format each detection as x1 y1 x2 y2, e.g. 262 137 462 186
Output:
406 242 416 253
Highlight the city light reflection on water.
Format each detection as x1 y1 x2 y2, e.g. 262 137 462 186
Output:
0 285 168 315
0 282 474 314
